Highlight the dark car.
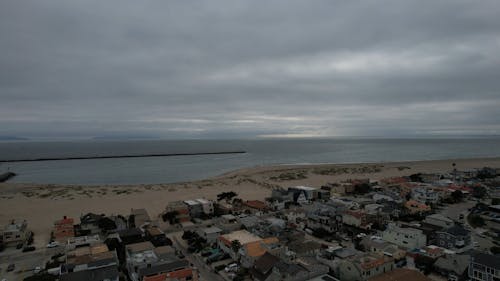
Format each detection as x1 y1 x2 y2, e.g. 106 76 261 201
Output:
7 263 15 272
22 246 36 252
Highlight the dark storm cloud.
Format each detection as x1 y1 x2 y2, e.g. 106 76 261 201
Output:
1 0 500 138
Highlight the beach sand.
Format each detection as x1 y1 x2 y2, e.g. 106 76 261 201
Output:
1 157 499 246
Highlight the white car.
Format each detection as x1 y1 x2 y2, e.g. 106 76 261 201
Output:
225 263 238 272
46 241 60 248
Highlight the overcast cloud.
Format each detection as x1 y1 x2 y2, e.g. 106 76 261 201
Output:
1 0 500 139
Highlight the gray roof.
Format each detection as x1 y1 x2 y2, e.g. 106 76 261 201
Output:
60 266 119 281
275 261 306 275
254 252 280 274
445 225 469 236
434 254 470 275
138 259 189 276
472 252 500 270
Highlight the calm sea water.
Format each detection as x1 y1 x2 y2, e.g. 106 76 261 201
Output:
1 138 500 185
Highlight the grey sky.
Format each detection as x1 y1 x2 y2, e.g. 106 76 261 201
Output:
1 1 500 139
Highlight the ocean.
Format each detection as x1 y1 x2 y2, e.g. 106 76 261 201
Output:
1 138 500 185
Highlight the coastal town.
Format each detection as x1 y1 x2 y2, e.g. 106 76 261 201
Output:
1 164 500 281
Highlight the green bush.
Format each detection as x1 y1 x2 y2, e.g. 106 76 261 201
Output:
468 214 485 228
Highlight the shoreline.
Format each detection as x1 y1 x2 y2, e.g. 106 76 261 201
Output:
1 156 500 247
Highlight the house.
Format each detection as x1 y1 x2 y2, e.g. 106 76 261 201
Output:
288 241 322 257
214 214 241 233
125 241 197 281
411 187 440 205
404 200 431 215
266 197 286 211
268 188 294 210
316 189 331 201
433 254 470 281
360 237 406 261
165 201 190 223
379 200 404 218
423 214 454 229
338 252 395 281
130 208 151 228
367 268 431 281
217 230 262 259
198 227 222 243
239 215 261 229
342 210 371 230
435 225 471 251
79 213 103 235
468 252 500 281
66 234 101 250
243 200 269 213
372 193 401 203
144 225 171 247
60 266 119 281
64 243 118 273
1 219 28 246
184 200 204 218
270 260 307 280
382 223 426 249
269 259 329 281
306 275 340 281
250 252 280 281
117 227 144 245
239 237 282 268
289 186 318 201
306 203 341 233
195 198 214 216
54 216 75 243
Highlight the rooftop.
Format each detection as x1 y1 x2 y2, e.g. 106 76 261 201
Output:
291 186 317 191
126 241 155 254
472 252 500 270
244 237 279 257
368 268 431 281
219 230 261 246
201 226 222 234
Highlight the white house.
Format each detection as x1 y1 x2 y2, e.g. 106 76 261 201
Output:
382 223 426 249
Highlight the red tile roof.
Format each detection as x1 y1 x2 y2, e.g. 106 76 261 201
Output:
243 200 268 210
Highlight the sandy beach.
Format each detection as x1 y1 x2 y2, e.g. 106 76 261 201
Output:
1 157 499 246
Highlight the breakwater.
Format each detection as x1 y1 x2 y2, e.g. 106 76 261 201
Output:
0 172 16 182
0 151 246 163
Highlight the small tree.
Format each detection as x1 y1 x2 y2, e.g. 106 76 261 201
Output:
468 214 485 228
217 191 238 202
451 190 464 203
472 186 487 199
491 246 500 255
231 239 242 253
162 211 179 224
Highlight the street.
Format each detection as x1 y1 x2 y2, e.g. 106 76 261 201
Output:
169 232 225 281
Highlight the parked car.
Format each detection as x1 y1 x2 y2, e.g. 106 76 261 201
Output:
7 264 15 272
46 241 60 248
225 263 238 272
34 266 43 274
22 246 36 252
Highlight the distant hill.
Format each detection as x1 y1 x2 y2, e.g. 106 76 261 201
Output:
0 136 29 141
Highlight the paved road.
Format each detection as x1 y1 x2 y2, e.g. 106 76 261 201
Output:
436 199 495 253
0 246 60 281
169 233 224 281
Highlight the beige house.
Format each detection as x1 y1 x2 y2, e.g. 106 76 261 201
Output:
382 223 427 249
1 219 28 246
339 252 395 281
